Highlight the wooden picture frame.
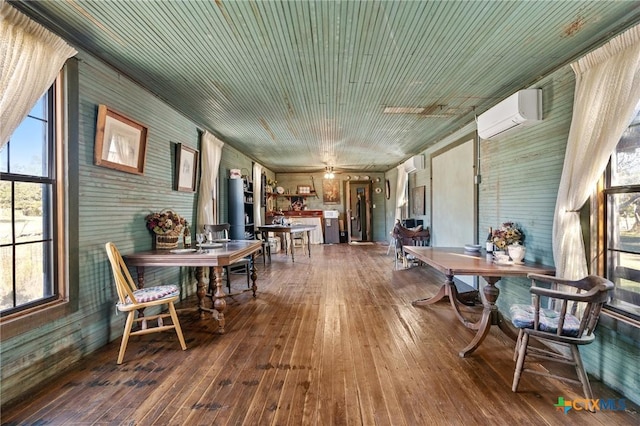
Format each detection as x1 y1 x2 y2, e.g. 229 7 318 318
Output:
94 104 148 175
297 185 311 195
322 179 340 203
412 185 426 215
176 143 199 192
290 196 304 211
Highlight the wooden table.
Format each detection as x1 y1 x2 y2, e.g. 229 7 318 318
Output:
124 240 262 334
403 246 555 357
257 224 317 262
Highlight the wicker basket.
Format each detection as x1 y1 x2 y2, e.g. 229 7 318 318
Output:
154 233 180 250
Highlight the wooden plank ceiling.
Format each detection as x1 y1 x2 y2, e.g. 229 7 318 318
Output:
13 0 640 172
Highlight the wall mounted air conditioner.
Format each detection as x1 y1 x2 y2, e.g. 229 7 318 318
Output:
403 154 424 173
477 89 542 139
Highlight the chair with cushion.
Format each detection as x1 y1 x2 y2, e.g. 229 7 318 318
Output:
203 223 251 292
105 242 187 364
510 273 614 402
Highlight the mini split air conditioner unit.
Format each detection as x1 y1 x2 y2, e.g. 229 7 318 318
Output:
403 155 424 173
477 89 542 139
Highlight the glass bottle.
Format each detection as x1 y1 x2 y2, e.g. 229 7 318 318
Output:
486 227 494 253
183 223 191 248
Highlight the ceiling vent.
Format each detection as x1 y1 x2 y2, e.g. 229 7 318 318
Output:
477 89 542 139
403 155 424 173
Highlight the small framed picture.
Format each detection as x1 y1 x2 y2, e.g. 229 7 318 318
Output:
297 185 311 195
176 143 199 192
94 105 148 175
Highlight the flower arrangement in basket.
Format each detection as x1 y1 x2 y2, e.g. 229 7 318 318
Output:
492 221 524 250
145 209 186 249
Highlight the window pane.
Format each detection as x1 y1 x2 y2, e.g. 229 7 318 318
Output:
9 117 49 177
611 121 640 187
0 245 14 310
0 142 7 173
607 192 640 251
15 242 53 306
14 182 48 244
0 181 10 245
607 252 640 319
28 97 46 121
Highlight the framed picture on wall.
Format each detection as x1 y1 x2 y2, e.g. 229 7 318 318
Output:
412 185 425 215
322 179 340 203
94 104 148 175
176 143 199 192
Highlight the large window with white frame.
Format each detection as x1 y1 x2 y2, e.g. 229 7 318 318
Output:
0 83 62 317
604 108 640 321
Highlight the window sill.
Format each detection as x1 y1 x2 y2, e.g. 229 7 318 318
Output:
1 298 71 340
600 308 640 341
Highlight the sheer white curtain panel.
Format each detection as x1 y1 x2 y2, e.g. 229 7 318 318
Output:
0 1 77 147
253 163 263 227
395 165 408 221
196 131 224 229
553 24 640 279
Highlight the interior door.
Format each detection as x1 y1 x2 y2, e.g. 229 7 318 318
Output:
345 181 372 242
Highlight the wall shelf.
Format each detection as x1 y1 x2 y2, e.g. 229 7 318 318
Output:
267 192 316 198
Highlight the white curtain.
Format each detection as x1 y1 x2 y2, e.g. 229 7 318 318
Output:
0 1 77 147
553 24 640 279
395 165 408 221
196 131 224 229
253 162 263 227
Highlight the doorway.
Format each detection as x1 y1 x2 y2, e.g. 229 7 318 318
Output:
345 180 372 242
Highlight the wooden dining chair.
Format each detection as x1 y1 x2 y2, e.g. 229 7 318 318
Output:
203 223 251 292
510 273 614 403
105 242 187 364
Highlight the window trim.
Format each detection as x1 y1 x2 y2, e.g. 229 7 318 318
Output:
596 125 640 325
1 60 79 339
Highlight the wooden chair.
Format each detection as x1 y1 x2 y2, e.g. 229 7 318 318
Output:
510 273 614 403
255 232 271 265
203 223 250 292
391 220 430 269
104 242 187 364
290 220 308 255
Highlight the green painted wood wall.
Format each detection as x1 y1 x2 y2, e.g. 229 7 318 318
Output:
0 50 263 407
405 63 639 405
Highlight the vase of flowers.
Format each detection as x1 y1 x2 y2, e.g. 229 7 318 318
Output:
267 178 277 193
492 221 524 251
145 209 186 249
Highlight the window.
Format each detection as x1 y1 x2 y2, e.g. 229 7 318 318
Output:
604 108 640 321
0 84 61 317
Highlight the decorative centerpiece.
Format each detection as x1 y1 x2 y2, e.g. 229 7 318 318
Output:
267 178 277 193
492 221 525 261
145 209 186 249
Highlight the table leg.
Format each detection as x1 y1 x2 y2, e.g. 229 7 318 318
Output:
307 230 311 258
413 274 477 329
211 265 227 334
250 253 258 297
458 276 501 357
290 233 296 262
195 266 207 320
134 266 147 329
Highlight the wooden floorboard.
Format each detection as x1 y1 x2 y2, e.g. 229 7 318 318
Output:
2 244 639 425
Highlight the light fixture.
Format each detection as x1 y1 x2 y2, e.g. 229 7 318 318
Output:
324 166 335 179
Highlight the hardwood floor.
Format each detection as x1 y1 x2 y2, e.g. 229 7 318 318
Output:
2 244 638 425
